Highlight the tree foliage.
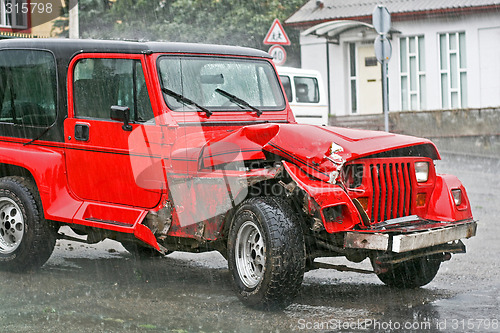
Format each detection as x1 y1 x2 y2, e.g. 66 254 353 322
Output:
53 0 114 38
58 0 307 65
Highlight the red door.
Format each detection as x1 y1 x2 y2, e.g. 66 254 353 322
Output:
64 54 164 208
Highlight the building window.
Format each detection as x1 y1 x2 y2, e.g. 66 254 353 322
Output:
439 32 467 109
1 0 28 29
400 36 426 110
348 43 357 113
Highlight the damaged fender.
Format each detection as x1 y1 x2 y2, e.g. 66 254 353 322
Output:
282 161 362 233
424 174 473 222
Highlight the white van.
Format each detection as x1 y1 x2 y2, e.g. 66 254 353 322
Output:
277 66 329 126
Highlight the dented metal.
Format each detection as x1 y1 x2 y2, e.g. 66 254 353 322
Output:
344 219 477 253
344 232 390 251
144 202 173 241
391 221 477 253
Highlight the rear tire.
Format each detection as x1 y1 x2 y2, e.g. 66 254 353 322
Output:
372 254 442 288
0 177 56 272
227 197 306 310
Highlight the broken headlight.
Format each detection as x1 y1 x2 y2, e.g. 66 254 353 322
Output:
326 142 345 184
414 161 429 183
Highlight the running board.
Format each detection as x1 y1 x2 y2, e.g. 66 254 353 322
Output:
69 202 159 250
72 202 146 232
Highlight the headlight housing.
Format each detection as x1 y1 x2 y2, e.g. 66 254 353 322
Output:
451 189 462 206
414 161 429 183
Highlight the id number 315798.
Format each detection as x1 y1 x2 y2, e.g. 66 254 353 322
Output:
436 319 498 331
5 2 53 14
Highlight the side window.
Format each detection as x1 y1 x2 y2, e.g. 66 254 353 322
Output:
279 75 293 102
73 58 154 122
294 76 320 103
0 50 57 127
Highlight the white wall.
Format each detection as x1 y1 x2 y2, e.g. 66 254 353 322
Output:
390 11 500 111
300 35 332 114
301 30 380 116
478 26 500 108
299 11 500 115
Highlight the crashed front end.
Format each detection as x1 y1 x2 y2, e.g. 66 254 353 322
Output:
340 156 476 262
203 123 477 267
138 120 476 272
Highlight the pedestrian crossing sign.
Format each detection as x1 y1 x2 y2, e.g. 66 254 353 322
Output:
263 19 290 45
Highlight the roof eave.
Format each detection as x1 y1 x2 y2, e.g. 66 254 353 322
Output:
285 4 500 28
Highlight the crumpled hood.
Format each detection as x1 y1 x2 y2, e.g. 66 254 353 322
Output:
201 123 439 168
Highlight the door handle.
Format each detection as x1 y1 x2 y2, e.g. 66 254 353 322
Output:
74 123 90 141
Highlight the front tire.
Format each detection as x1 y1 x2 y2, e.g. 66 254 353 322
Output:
0 177 56 272
227 197 305 310
372 254 442 288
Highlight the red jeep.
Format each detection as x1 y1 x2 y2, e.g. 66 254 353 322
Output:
0 39 476 309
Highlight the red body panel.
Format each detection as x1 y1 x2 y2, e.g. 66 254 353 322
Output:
425 174 472 222
283 161 361 232
64 119 163 208
0 138 82 223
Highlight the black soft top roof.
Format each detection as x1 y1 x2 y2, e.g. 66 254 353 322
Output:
0 38 272 59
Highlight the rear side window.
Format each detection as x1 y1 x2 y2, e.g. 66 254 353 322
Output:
73 58 154 122
279 75 293 102
294 76 319 103
0 50 57 127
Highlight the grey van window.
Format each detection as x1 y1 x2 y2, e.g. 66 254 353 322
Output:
0 50 57 127
279 75 293 102
73 58 154 122
294 76 319 103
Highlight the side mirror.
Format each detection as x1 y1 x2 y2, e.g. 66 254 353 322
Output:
110 105 132 131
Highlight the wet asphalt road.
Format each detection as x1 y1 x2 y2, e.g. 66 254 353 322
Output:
0 154 499 333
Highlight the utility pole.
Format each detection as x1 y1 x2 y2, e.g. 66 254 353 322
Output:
69 0 79 39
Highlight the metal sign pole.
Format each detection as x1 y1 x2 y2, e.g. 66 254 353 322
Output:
382 57 389 132
373 5 392 132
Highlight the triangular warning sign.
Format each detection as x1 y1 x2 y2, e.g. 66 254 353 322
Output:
263 19 290 45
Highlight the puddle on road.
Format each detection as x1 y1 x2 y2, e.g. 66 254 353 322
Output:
1 234 495 333
433 286 500 327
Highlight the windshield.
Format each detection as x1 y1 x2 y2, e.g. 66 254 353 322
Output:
157 56 285 113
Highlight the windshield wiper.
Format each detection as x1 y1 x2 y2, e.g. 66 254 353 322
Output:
162 88 212 118
215 88 262 117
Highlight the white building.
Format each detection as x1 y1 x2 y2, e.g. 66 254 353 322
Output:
285 0 500 116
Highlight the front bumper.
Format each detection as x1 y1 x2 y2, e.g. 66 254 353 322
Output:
344 216 477 253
